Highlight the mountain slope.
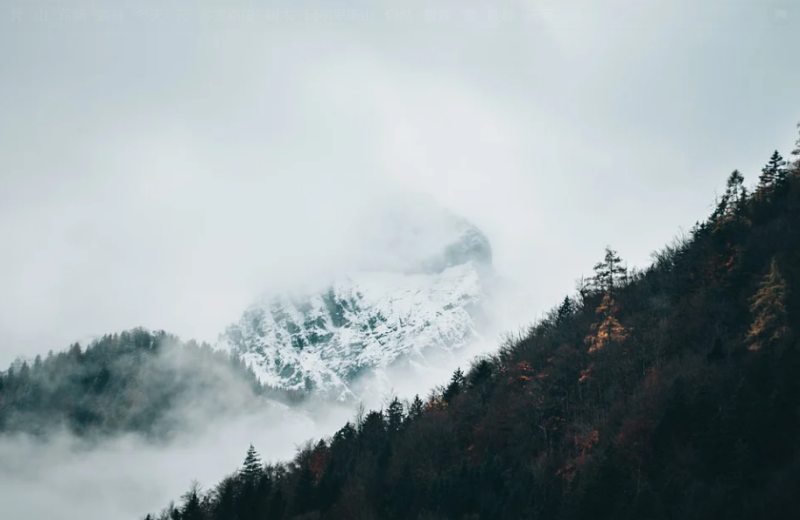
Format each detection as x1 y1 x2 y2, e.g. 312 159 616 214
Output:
151 127 800 520
221 217 495 401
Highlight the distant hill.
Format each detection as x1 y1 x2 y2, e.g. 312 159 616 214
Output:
147 124 800 520
0 329 302 440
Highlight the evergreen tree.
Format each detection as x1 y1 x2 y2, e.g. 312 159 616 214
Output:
556 296 576 326
726 169 746 205
386 397 405 435
68 342 82 360
241 444 262 482
746 258 790 351
759 151 785 189
590 247 627 294
466 359 493 388
442 368 465 404
408 394 424 422
713 170 747 226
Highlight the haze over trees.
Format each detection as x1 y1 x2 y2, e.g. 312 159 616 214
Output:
144 122 800 520
0 329 303 440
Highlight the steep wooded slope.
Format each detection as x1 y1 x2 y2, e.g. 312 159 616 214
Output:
150 125 800 520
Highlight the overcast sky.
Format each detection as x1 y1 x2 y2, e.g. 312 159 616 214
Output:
1 0 799 367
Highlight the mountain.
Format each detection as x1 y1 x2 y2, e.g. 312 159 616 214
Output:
150 127 800 520
220 214 496 401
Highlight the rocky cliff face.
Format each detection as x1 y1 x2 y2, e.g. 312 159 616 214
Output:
220 206 495 401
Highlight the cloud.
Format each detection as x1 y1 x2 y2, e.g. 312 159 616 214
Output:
0 402 354 520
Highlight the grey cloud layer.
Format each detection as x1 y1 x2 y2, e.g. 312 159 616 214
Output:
0 0 798 362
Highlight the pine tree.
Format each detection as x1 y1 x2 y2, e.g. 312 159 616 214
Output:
713 170 747 226
758 151 786 195
241 444 262 482
726 169 746 206
68 343 82 360
746 258 790 352
386 397 405 435
590 247 627 294
759 151 784 188
408 394 424 422
556 296 575 326
443 368 465 404
466 359 493 388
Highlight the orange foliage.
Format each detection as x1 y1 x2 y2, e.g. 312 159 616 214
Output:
578 364 594 383
427 397 448 410
575 429 600 453
557 429 601 487
704 244 741 285
585 293 629 354
507 361 534 386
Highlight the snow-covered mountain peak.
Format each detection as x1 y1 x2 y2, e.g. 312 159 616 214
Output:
220 204 495 401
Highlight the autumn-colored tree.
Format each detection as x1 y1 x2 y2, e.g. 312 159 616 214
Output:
746 258 790 351
585 293 629 355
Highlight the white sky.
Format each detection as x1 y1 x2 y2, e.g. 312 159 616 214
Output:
1 0 799 367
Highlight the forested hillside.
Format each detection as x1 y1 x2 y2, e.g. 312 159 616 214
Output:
0 329 303 440
148 124 800 520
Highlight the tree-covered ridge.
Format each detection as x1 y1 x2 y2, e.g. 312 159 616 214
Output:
149 124 800 520
0 329 304 440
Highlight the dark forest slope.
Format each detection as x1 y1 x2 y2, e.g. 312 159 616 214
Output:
148 124 800 520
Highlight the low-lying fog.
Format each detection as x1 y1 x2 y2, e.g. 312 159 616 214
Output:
0 332 506 520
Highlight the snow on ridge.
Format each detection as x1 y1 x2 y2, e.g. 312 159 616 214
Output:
217 208 495 402
221 260 489 401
